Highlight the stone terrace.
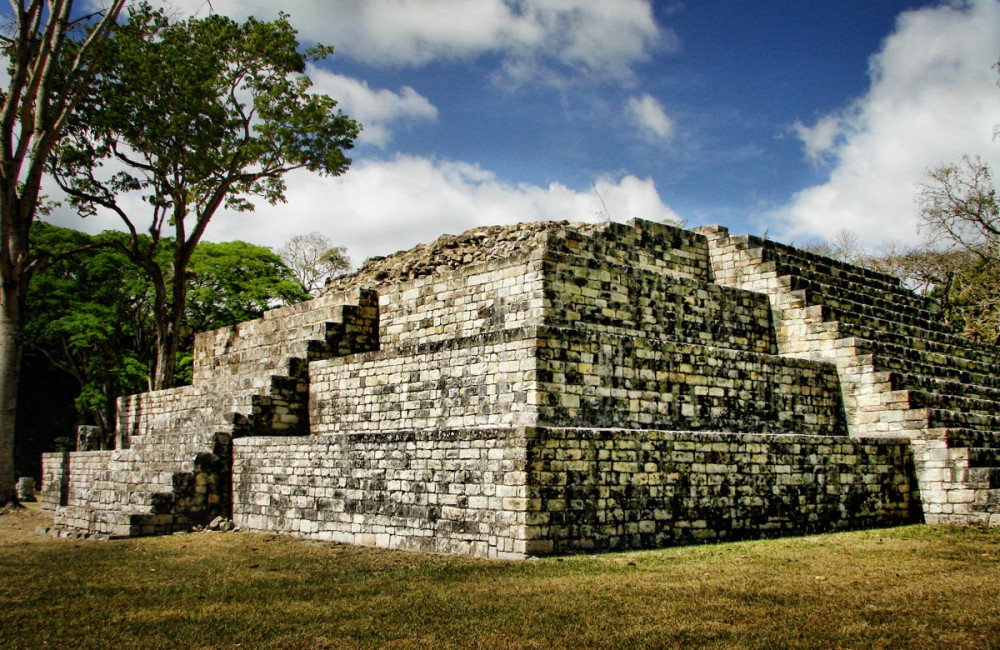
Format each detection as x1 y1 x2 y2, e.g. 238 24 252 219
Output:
41 218 1000 552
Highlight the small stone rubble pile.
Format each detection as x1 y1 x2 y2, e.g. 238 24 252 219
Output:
324 220 599 294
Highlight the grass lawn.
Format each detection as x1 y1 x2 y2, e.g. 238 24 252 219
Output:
2 503 1000 648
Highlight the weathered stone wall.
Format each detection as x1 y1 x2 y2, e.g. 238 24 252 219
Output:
542 220 712 283
193 287 378 384
376 255 544 348
910 429 1000 526
540 251 776 355
231 427 913 558
524 429 914 555
534 327 847 434
310 221 843 436
310 328 539 433
116 386 201 449
232 430 531 559
42 430 232 537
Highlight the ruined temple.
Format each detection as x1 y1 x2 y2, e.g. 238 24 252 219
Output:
40 219 1000 558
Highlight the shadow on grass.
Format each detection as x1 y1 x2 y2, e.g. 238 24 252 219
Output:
4 507 1000 648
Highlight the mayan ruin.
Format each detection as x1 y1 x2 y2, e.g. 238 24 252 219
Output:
38 218 1000 558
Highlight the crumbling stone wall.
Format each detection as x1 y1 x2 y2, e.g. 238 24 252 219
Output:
525 428 913 554
234 429 531 559
697 224 1000 527
232 428 913 557
43 217 1000 552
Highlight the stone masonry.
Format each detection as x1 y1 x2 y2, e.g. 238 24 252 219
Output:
41 218 1000 556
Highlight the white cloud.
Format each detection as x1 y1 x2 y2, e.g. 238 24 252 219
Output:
790 114 841 165
46 154 682 264
156 0 669 83
774 0 1000 247
308 69 437 148
627 93 675 141
189 155 682 264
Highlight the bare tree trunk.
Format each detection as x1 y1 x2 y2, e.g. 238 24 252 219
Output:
153 326 176 391
0 0 127 504
0 284 22 506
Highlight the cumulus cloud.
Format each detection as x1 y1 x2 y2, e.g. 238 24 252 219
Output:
774 0 1000 246
185 156 681 264
790 115 841 165
627 93 675 141
45 155 681 264
308 69 438 147
155 0 670 83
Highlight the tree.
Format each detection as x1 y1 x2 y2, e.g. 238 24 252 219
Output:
802 229 867 265
915 157 1000 343
917 155 999 257
25 224 153 435
185 240 310 336
51 4 359 390
0 0 126 505
277 232 350 296
23 224 310 437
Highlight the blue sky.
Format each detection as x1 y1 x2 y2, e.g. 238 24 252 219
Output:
58 0 1000 266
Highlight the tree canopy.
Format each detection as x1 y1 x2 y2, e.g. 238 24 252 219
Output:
51 3 360 389
24 223 309 440
278 232 351 296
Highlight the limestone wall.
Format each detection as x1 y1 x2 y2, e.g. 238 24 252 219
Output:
544 219 712 282
232 430 532 559
540 252 776 355
40 451 101 512
534 328 847 435
117 386 203 447
231 427 913 558
376 255 544 348
310 328 539 433
524 429 914 554
192 288 378 387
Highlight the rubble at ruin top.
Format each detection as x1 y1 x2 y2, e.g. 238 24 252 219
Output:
323 219 602 295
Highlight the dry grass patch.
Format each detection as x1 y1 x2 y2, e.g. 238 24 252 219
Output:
3 504 1000 648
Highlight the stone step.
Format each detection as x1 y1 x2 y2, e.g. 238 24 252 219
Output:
767 260 939 315
52 505 138 537
104 456 200 472
888 372 1000 405
856 350 1000 392
967 467 1000 489
81 484 176 511
908 390 1000 419
927 428 1000 449
838 321 1000 371
128 429 231 449
93 468 182 488
926 409 1000 432
968 447 1000 467
780 275 944 331
737 237 909 296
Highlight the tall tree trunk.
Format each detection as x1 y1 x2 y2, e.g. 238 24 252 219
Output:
151 274 185 391
153 326 176 391
0 282 22 505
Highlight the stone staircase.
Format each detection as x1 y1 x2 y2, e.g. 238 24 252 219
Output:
698 226 1000 525
42 289 379 536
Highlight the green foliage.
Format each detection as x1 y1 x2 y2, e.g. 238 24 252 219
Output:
54 3 359 221
185 240 311 339
25 224 308 430
25 224 153 432
49 3 359 389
